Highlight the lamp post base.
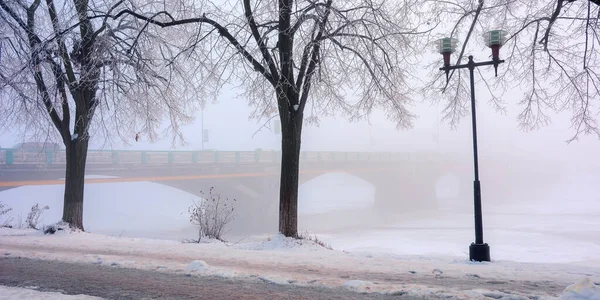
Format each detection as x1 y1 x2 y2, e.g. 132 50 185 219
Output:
469 243 490 262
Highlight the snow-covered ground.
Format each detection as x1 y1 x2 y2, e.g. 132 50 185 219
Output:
1 227 599 299
0 176 200 240
1 172 599 299
0 285 103 300
320 211 600 266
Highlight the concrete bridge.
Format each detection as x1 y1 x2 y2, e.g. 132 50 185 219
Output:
0 148 568 234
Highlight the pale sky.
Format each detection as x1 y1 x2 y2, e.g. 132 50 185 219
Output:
2 79 596 168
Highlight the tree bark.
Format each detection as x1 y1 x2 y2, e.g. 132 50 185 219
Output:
278 112 302 237
62 137 89 230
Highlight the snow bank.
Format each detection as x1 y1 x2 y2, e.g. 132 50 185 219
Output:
561 278 600 300
232 234 330 252
343 279 374 292
187 260 209 273
42 221 74 235
382 287 534 300
0 181 200 241
2 228 598 299
322 211 600 265
0 285 102 300
258 276 290 285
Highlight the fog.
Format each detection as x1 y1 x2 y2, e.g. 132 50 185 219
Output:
3 75 598 160
1 18 599 264
2 53 599 233
5 77 598 237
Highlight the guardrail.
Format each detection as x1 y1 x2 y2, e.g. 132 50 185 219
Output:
0 148 442 166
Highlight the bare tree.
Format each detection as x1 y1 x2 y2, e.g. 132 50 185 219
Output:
0 0 206 230
112 0 432 237
423 0 600 142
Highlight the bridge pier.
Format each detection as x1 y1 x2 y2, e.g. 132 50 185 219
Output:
225 175 280 236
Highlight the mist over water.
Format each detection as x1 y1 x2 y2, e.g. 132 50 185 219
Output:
1 80 599 265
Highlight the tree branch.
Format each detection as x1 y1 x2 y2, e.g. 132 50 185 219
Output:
47 55 71 136
45 0 77 90
112 9 276 85
244 0 279 83
540 0 565 51
441 0 484 93
24 0 65 136
298 0 333 113
0 0 27 31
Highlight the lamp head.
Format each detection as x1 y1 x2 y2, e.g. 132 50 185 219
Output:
435 37 458 67
483 30 507 60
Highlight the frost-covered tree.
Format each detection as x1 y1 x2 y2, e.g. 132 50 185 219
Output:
0 0 205 230
423 0 600 142
113 0 432 237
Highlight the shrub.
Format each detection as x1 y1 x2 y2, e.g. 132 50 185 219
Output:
188 187 236 242
0 202 13 228
297 231 333 250
26 203 49 230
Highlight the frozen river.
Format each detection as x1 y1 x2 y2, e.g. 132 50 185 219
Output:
0 171 598 266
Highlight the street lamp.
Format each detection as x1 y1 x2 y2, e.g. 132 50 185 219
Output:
436 29 507 262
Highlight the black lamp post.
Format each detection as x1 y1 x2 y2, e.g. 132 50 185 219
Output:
436 30 507 262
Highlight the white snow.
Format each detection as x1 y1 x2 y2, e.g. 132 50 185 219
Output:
187 260 209 273
293 104 299 111
258 276 290 285
71 133 78 141
320 211 600 265
0 181 200 240
0 285 102 300
0 172 599 298
233 233 328 252
1 226 599 299
343 279 374 292
561 278 600 300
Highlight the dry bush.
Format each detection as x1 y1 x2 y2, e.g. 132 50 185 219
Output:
26 203 49 230
0 202 13 228
297 231 333 250
188 187 236 242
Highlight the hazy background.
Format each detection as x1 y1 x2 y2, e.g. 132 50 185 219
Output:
2 40 598 166
1 49 599 266
2 78 598 163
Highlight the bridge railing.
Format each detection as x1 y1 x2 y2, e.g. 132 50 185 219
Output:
0 148 441 166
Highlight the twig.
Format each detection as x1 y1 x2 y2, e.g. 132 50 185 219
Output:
251 114 279 138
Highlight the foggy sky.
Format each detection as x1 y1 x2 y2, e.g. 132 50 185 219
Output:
0 14 598 170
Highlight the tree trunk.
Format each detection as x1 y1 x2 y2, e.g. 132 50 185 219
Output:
278 114 302 237
62 137 89 230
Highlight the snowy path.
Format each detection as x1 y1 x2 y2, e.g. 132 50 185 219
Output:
1 242 570 297
2 229 597 299
0 257 401 300
0 284 102 300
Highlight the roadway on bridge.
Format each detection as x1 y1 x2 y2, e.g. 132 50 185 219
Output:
0 167 400 188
